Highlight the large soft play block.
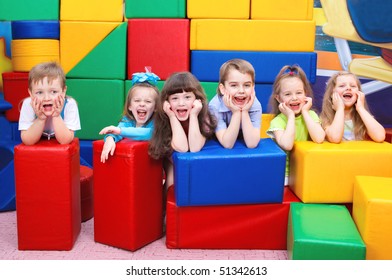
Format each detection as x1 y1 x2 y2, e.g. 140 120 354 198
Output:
190 19 315 51
385 128 392 143
349 57 392 84
2 72 29 122
261 114 275 138
65 22 127 80
191 50 317 83
11 21 60 40
80 165 94 222
173 139 286 206
289 141 392 203
61 21 126 79
287 203 366 260
14 139 81 250
353 176 392 260
127 19 189 80
166 186 300 249
66 79 124 140
60 0 123 22
125 0 186 18
0 0 59 21
93 140 163 251
251 0 313 20
11 39 60 72
187 0 250 19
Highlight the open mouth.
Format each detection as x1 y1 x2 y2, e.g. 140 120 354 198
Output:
289 102 301 111
342 92 353 100
234 96 246 105
177 109 188 118
42 104 53 111
137 110 147 119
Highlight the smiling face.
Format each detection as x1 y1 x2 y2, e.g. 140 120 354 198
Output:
167 90 196 122
219 69 254 108
334 74 359 108
29 77 66 117
275 77 306 115
129 87 157 127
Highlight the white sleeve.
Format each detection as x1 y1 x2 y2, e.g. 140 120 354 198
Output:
18 98 35 131
63 98 81 131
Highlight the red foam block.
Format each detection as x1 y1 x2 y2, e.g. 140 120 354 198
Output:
2 72 29 122
385 128 392 143
166 186 301 249
14 138 81 250
127 19 189 80
80 165 93 222
93 139 163 251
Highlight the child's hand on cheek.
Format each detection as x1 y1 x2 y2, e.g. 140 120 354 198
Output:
163 100 176 118
52 94 64 118
223 94 241 113
31 97 46 120
190 99 202 116
355 91 365 110
241 92 255 112
331 92 344 111
278 102 294 118
301 96 312 112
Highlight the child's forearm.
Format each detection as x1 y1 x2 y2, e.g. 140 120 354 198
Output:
217 111 241 149
52 116 75 144
241 112 260 148
21 118 46 145
302 111 325 143
275 116 295 151
357 108 386 142
188 114 206 152
169 115 189 152
325 109 344 143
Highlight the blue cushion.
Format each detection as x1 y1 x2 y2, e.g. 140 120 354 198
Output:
173 138 286 206
191 50 317 83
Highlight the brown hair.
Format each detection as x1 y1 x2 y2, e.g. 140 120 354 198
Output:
268 65 314 115
148 72 217 159
320 71 369 140
217 59 255 95
28 62 66 91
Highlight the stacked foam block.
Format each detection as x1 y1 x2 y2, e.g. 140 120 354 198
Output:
166 139 301 249
287 141 392 259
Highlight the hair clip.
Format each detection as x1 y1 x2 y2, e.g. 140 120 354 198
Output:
131 66 160 86
288 71 294 76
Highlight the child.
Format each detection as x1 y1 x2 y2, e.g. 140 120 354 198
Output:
267 65 325 183
148 71 216 188
208 59 261 149
18 62 80 145
99 71 160 163
320 71 385 143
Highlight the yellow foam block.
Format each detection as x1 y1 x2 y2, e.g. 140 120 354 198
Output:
11 39 59 72
353 176 392 260
289 141 392 203
60 21 121 74
260 114 274 138
187 0 250 19
349 57 392 84
190 19 315 51
60 0 123 22
251 0 313 20
321 0 392 50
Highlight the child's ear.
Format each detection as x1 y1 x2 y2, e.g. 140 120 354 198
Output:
28 89 33 97
274 95 281 103
62 86 67 97
218 83 225 95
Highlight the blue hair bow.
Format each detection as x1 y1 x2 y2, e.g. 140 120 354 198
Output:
131 67 160 86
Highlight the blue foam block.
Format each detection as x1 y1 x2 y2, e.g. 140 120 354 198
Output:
191 50 317 83
0 141 18 212
80 140 93 167
255 83 273 113
173 138 286 206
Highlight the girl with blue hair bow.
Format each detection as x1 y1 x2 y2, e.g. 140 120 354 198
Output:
99 70 160 163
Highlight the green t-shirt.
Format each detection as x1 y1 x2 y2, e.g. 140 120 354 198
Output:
267 110 321 176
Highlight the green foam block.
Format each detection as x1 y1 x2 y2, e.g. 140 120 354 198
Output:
287 203 366 260
67 79 124 140
125 0 186 18
0 0 59 20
